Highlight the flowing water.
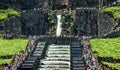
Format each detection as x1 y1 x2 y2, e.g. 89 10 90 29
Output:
56 15 62 37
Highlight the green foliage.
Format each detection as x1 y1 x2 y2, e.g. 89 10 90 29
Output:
61 15 65 20
90 37 120 69
0 8 20 20
0 39 28 65
103 6 120 18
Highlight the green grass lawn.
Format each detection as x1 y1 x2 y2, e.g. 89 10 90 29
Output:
0 39 28 65
103 6 120 18
90 37 120 69
0 8 20 20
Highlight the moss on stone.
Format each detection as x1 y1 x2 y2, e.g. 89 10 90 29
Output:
0 8 20 20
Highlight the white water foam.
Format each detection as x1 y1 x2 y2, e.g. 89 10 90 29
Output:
56 15 62 37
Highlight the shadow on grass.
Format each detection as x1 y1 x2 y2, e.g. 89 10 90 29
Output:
0 55 12 59
98 56 120 63
97 56 120 70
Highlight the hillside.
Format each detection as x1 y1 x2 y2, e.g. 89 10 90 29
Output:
90 37 120 69
0 39 28 65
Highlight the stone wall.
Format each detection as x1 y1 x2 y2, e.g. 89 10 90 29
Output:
4 16 22 37
98 13 115 37
48 0 68 10
74 8 98 37
69 0 99 10
2 10 49 37
0 0 21 10
21 10 49 35
104 19 120 37
38 35 80 45
103 0 117 7
0 21 3 30
0 0 45 10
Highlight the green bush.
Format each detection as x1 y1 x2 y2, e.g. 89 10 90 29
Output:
0 8 20 20
103 6 120 18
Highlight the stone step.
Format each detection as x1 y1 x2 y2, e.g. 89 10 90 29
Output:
48 49 70 51
35 47 44 50
46 55 70 57
71 48 81 50
40 61 70 65
48 47 69 49
36 45 45 47
72 63 84 67
46 53 70 55
71 51 81 54
72 60 84 64
42 59 70 61
37 42 46 46
40 63 70 66
21 64 34 67
48 46 69 48
44 57 70 59
49 45 70 47
37 68 70 70
72 67 85 70
34 49 44 51
39 65 70 68
33 53 41 55
46 56 70 58
33 51 42 54
71 55 81 57
26 57 37 61
24 61 36 64
71 46 80 48
72 57 83 60
47 51 70 53
48 48 70 52
20 66 33 69
71 42 80 45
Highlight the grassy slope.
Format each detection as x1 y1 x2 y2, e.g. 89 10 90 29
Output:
103 6 120 18
0 39 28 64
0 8 20 20
90 37 120 69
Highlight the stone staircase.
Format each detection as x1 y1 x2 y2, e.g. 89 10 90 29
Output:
71 42 85 70
18 42 47 70
18 40 86 70
37 45 71 70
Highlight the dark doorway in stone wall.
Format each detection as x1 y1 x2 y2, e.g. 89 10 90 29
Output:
52 4 67 10
51 0 68 10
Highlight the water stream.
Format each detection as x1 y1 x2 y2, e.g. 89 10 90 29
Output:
56 15 62 37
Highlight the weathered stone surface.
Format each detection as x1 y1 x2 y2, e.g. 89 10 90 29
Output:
21 10 49 35
104 19 120 37
103 0 117 7
98 14 115 37
4 16 22 36
0 0 119 38
2 10 49 36
74 9 98 37
69 0 99 9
